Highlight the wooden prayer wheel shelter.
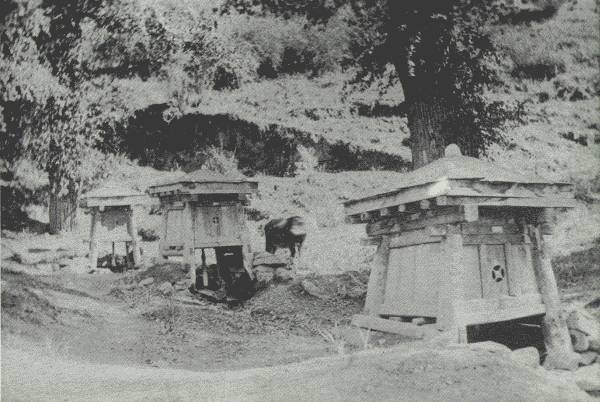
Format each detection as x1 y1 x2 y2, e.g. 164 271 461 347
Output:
147 170 258 290
80 184 149 271
345 145 578 360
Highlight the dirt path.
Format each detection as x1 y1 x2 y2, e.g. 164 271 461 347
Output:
2 342 591 402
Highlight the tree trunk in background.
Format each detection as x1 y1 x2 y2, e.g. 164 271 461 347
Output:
405 96 454 169
396 63 457 169
49 181 78 234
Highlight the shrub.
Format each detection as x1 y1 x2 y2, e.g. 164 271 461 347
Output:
221 12 348 78
201 147 240 176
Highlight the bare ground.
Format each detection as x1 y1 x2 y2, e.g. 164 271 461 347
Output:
1 233 599 401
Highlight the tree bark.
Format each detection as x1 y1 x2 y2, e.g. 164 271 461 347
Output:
405 95 455 169
48 181 78 234
395 66 457 169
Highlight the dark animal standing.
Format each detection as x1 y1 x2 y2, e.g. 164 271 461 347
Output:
264 216 307 258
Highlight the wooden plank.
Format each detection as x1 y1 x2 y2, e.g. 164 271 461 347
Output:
363 236 391 316
366 206 465 237
125 209 141 267
351 314 425 338
462 234 523 245
480 244 509 299
514 243 538 294
461 222 520 235
389 230 442 248
505 242 522 296
443 196 576 208
383 247 414 314
88 210 99 270
456 302 546 326
464 205 479 222
436 232 464 330
343 179 452 216
463 245 483 300
360 237 381 246
530 212 579 369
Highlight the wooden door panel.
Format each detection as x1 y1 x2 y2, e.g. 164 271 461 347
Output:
480 244 509 298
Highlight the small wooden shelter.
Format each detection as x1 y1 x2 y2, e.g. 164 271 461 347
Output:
147 170 258 290
80 184 149 270
344 145 576 357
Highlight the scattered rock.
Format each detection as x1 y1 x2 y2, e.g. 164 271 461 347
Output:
274 267 294 282
567 308 600 352
138 277 155 287
300 279 329 300
578 351 598 366
335 326 369 348
510 347 540 368
254 265 275 290
123 282 137 291
158 282 174 296
572 364 600 392
252 252 289 268
464 341 511 355
174 280 188 291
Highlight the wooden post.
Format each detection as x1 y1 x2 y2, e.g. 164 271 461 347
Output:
183 201 196 290
88 209 100 271
437 228 465 340
530 209 579 370
159 207 169 260
126 208 141 267
364 235 391 316
201 248 209 288
111 242 116 268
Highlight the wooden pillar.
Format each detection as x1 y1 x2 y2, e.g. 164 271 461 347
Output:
88 209 100 271
183 201 196 290
437 228 465 340
126 208 141 267
530 209 579 370
159 206 169 260
364 235 390 316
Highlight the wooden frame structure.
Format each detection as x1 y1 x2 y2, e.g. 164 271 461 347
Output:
80 185 149 271
345 145 578 367
148 170 258 290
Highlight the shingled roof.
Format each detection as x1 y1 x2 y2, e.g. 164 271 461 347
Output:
344 145 574 221
81 182 150 208
148 169 258 196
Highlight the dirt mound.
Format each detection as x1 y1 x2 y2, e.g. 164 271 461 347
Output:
136 261 189 285
1 269 92 330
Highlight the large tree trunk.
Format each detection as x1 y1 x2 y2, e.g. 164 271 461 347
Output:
405 94 455 169
48 181 78 234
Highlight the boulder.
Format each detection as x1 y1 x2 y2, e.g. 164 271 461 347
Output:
174 280 189 291
578 351 598 366
572 364 600 392
300 279 329 300
464 341 511 355
274 267 294 282
138 277 154 287
158 282 174 296
252 252 289 268
253 265 275 290
566 308 600 352
510 347 540 368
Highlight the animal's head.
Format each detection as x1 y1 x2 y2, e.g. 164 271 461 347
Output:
288 216 306 236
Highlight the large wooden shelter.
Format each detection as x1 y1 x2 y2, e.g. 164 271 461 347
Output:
148 170 258 290
345 145 577 360
80 184 149 270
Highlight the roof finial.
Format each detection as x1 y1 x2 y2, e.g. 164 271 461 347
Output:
445 144 461 157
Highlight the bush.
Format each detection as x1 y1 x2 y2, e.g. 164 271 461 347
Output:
201 147 240 176
221 12 348 78
496 28 566 79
